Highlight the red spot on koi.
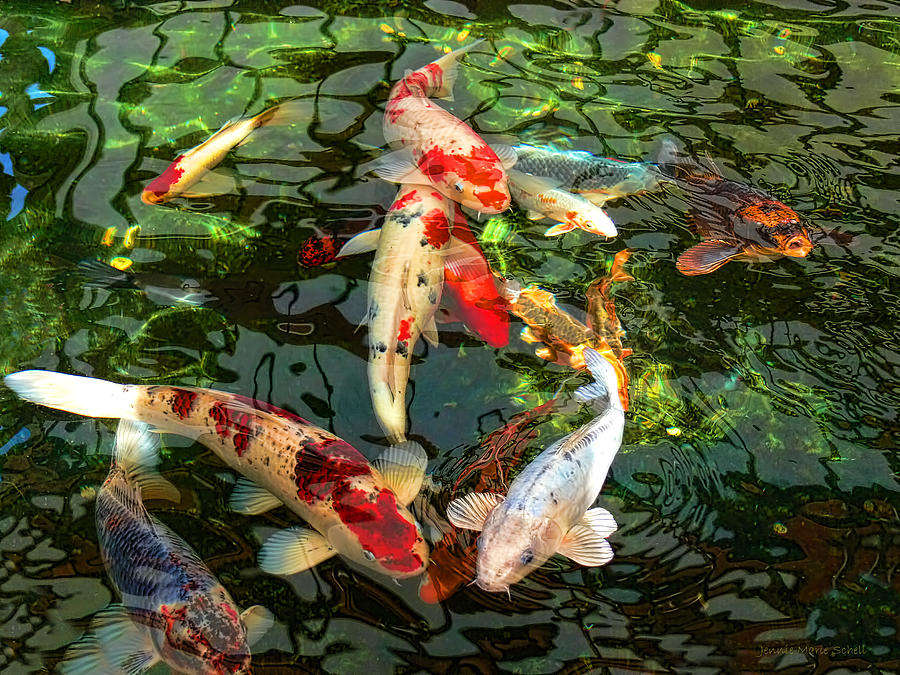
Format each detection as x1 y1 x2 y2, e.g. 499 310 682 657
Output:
417 144 509 209
142 159 185 205
391 189 420 211
170 389 197 419
208 402 254 456
421 208 451 248
332 484 423 574
397 316 414 342
292 438 371 504
423 62 444 90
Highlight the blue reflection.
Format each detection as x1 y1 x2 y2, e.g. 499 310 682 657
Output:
0 152 12 176
37 46 56 73
25 82 54 110
7 184 28 221
0 28 8 48
0 427 31 456
0 106 6 119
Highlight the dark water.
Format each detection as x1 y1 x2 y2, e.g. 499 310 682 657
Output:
0 0 898 672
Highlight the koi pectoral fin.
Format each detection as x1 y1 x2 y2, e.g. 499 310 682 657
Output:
372 149 432 185
58 604 159 675
338 228 382 257
240 605 275 647
229 478 284 515
676 239 743 275
373 440 428 506
446 492 506 531
544 221 576 236
258 527 336 576
558 509 617 567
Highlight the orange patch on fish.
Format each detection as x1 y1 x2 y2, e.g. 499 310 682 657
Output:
737 201 800 228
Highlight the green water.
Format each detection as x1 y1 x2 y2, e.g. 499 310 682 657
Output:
0 0 898 672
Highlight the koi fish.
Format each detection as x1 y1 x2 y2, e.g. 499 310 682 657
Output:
298 231 340 267
500 271 631 409
658 140 814 275
59 420 272 675
438 206 509 348
376 42 517 214
338 184 455 442
4 372 430 579
508 169 617 237
418 398 558 603
446 348 623 593
512 144 667 205
142 99 307 205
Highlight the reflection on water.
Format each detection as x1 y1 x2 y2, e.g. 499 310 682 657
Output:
0 0 898 672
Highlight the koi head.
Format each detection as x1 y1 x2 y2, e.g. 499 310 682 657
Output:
736 201 813 258
418 145 511 214
142 160 186 205
474 510 563 593
329 486 429 578
569 207 617 238
153 591 251 675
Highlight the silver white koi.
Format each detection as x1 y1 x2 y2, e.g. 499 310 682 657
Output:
446 348 623 593
508 169 618 238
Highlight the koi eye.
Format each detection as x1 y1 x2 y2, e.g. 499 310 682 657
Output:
453 182 464 193
521 549 534 565
362 550 376 562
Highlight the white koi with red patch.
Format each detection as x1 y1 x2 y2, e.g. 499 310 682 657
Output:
4 372 430 580
340 185 453 442
509 169 618 238
142 99 308 205
377 42 516 214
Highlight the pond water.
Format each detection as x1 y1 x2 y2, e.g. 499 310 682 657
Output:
0 0 898 673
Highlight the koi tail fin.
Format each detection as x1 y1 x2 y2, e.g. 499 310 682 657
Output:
575 348 622 412
4 370 138 419
251 98 312 129
112 420 180 503
77 259 139 290
428 39 485 100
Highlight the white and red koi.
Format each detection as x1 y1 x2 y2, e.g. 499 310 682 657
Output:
339 184 454 442
508 169 617 238
59 420 271 675
142 99 307 205
4 372 430 579
376 42 516 214
446 349 622 593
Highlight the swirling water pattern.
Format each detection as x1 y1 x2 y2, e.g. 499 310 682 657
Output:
0 0 898 672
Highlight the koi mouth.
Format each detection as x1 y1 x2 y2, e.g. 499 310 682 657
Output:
141 190 165 205
782 237 813 258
